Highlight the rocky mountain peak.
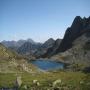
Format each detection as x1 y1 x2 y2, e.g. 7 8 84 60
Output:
56 16 90 53
45 38 55 43
42 38 55 48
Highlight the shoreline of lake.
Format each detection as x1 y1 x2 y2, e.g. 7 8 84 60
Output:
30 59 66 71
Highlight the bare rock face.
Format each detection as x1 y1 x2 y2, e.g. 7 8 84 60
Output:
42 16 90 58
50 16 90 71
42 38 55 49
42 39 62 57
56 16 90 53
51 32 90 65
34 38 55 57
17 42 40 55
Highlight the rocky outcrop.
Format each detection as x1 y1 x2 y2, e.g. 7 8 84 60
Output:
51 32 90 66
56 16 90 53
50 16 90 71
34 38 55 57
42 39 62 57
42 16 90 58
41 38 55 49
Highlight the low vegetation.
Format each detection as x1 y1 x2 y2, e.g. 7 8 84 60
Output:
0 71 90 90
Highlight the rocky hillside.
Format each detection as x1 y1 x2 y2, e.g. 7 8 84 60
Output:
41 38 55 49
0 43 37 73
34 38 55 57
17 42 42 55
52 32 90 62
42 39 62 57
44 16 90 58
56 16 90 53
51 16 90 71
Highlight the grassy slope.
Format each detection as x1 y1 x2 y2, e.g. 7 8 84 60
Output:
0 71 90 90
0 43 37 73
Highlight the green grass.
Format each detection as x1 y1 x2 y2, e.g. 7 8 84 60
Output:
0 71 90 90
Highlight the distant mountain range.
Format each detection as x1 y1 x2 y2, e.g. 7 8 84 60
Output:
1 16 90 66
0 16 90 72
1 38 36 48
17 42 42 55
1 38 56 57
1 38 38 54
17 38 56 57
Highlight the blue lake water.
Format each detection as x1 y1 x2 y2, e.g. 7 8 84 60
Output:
31 59 64 71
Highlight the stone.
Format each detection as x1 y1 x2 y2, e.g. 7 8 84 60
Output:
15 76 22 87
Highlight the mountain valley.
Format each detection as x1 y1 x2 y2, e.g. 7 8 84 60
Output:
0 16 90 90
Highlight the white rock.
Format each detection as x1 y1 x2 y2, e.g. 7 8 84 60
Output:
15 76 22 87
23 85 27 89
53 79 62 87
80 81 84 84
33 80 38 84
32 80 40 86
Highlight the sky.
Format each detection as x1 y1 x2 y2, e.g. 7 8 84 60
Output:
0 0 90 42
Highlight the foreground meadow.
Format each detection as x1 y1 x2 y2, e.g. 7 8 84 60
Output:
0 71 90 90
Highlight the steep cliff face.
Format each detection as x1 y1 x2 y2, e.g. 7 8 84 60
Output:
50 16 90 71
42 16 90 58
52 32 90 63
56 16 90 53
51 32 90 72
